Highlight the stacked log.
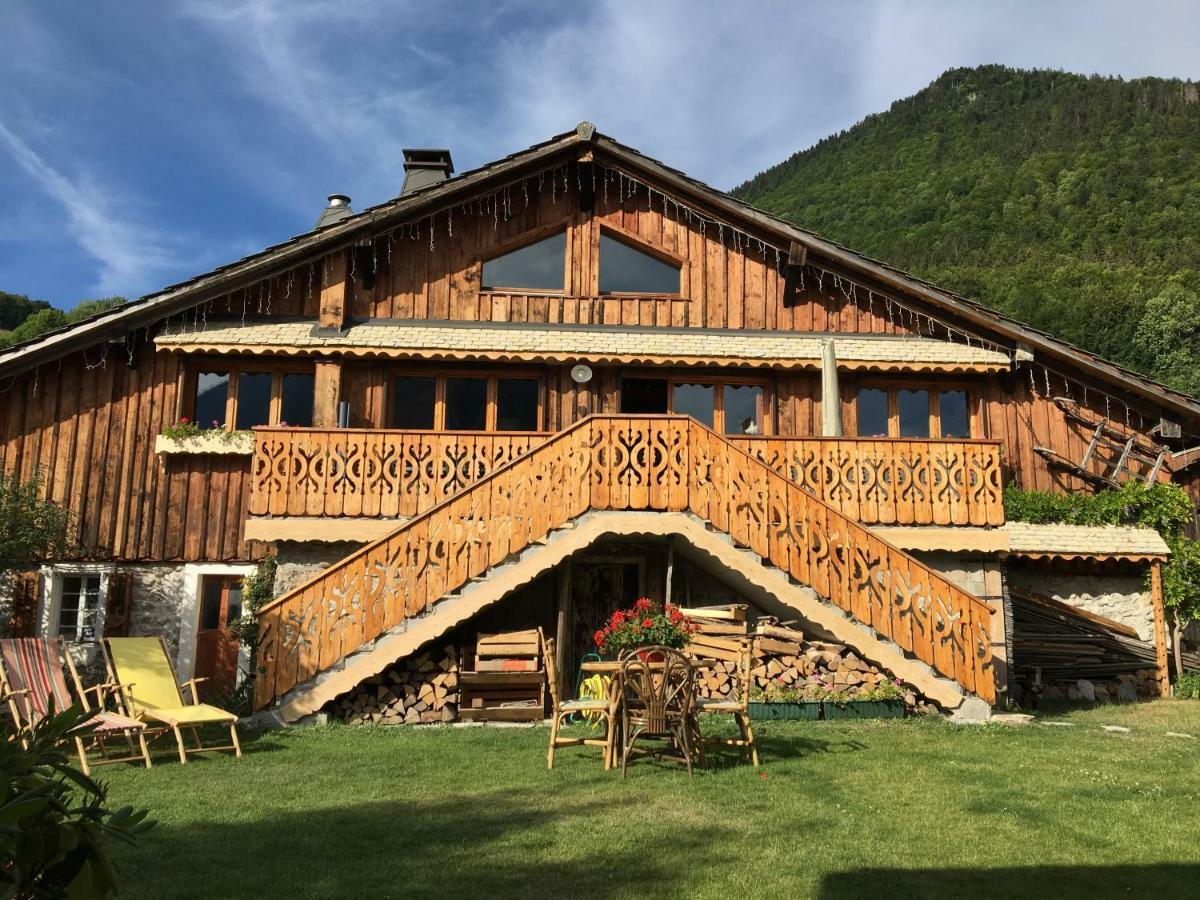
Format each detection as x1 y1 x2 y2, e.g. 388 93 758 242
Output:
330 645 460 725
681 607 929 711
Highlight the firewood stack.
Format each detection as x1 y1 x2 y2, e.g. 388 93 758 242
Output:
681 606 929 711
330 644 460 725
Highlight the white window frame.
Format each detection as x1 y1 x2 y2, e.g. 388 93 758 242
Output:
38 564 115 645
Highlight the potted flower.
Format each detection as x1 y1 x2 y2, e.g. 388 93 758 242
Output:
748 679 824 721
593 598 696 662
822 679 907 720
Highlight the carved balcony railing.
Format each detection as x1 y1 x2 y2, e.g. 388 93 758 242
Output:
248 428 1004 528
729 437 1004 527
254 416 997 710
248 429 550 519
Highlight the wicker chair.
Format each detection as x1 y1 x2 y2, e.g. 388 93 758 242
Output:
693 637 760 766
618 646 696 778
539 629 618 769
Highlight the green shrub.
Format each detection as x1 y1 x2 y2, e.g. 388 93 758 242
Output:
0 705 152 897
1173 672 1200 700
1003 482 1192 535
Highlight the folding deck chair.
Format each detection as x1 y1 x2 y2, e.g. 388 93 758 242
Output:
0 637 151 775
102 636 241 764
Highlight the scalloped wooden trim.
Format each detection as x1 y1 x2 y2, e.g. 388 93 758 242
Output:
155 433 254 455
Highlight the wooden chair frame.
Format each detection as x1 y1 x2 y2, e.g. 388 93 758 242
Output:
618 646 696 778
692 637 760 766
0 637 151 775
539 629 618 769
101 636 242 764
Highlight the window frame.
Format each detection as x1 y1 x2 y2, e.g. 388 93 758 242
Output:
185 360 316 430
596 222 685 298
388 368 546 432
620 373 773 435
478 222 571 296
45 568 110 645
852 380 983 439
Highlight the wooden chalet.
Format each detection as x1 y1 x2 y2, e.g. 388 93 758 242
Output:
2 122 1197 722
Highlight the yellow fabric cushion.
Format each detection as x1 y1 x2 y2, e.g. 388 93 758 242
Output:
139 704 237 725
105 638 183 712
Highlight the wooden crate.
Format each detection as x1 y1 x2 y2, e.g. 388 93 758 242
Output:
458 629 545 722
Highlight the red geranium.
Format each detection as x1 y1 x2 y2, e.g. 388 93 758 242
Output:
592 598 697 657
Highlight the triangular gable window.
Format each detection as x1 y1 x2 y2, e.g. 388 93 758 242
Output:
599 233 681 294
481 231 566 291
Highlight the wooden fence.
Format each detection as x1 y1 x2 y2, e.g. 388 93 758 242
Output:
249 428 1003 527
254 416 997 709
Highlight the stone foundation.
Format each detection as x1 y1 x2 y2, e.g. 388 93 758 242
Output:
122 564 191 659
1007 569 1153 641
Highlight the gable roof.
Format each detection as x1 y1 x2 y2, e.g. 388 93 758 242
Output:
3 122 1198 425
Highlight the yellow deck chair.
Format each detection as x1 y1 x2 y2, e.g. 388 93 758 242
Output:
102 637 241 764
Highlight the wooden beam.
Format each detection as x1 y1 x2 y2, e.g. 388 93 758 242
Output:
318 250 350 330
1150 560 1171 697
554 563 573 702
313 360 343 428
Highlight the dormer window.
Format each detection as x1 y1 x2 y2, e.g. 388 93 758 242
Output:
481 230 566 292
599 232 681 295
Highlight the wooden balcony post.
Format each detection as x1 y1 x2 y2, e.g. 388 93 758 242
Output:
1150 559 1171 697
319 249 350 331
313 360 343 428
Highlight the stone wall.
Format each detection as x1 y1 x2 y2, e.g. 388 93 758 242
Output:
1007 568 1153 641
273 541 364 598
123 564 191 658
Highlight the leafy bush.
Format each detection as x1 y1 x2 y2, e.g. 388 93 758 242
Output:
1003 482 1192 535
0 705 152 897
593 599 696 657
0 469 76 574
1173 672 1200 700
222 555 277 714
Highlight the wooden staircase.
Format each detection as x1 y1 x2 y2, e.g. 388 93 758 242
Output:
253 416 1000 718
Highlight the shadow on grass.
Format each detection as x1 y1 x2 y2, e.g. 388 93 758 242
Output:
121 789 739 899
818 865 1200 900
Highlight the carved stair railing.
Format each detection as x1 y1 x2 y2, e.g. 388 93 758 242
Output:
253 416 997 710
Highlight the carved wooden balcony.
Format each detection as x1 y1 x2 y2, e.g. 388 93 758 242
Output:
247 424 1004 532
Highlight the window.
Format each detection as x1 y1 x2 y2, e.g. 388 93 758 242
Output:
481 231 566 292
392 376 436 429
444 377 489 431
599 232 681 294
390 372 542 431
857 388 888 437
854 385 978 438
58 575 102 643
191 365 315 429
620 376 768 434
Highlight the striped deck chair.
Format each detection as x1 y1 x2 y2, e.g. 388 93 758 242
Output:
0 637 151 775
102 637 241 764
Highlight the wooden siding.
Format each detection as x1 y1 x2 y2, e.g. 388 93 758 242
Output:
249 183 922 335
0 349 254 562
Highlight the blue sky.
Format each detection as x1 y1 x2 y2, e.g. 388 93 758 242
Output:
2 1 1199 308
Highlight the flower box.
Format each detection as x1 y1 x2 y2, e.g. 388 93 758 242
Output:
155 432 254 456
747 700 823 721
821 699 905 720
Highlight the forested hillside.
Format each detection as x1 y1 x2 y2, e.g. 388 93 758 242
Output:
0 292 125 349
734 65 1200 396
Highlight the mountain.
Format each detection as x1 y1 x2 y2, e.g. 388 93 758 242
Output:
733 65 1200 396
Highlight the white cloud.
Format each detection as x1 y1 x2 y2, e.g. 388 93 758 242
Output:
0 120 189 297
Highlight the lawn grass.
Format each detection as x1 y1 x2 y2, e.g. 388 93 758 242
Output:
102 701 1200 899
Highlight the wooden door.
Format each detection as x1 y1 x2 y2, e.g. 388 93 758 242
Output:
567 561 641 693
194 576 244 700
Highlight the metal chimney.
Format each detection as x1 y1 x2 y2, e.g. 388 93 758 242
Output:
316 194 353 228
401 149 454 196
